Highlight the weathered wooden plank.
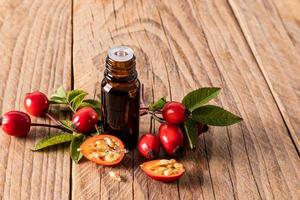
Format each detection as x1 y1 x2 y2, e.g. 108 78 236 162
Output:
0 0 72 200
271 0 300 53
160 0 300 199
228 0 300 153
72 0 181 199
72 1 133 199
73 0 300 199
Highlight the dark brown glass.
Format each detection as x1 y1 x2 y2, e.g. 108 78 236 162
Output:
101 46 140 150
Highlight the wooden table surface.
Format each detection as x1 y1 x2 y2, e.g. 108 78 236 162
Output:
0 0 300 199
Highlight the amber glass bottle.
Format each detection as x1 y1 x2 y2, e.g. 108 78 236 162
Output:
101 46 140 150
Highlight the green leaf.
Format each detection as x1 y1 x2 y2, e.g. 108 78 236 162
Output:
71 93 88 111
191 105 242 126
32 133 74 151
81 99 101 110
49 86 68 104
56 86 67 98
183 118 199 149
182 87 221 111
148 97 167 111
67 90 87 102
49 96 67 104
70 134 86 163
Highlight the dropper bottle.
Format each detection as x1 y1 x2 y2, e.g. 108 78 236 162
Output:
101 46 140 150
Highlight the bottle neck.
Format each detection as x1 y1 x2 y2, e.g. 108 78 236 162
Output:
104 55 137 82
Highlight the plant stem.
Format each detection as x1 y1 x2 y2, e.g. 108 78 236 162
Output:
151 114 165 123
139 109 165 123
139 110 148 116
30 123 72 133
153 110 162 114
45 113 73 132
45 113 62 126
68 104 76 113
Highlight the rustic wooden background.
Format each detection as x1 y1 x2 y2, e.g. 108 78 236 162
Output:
0 0 299 199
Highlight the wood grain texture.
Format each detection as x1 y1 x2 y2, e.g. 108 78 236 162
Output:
73 0 300 199
0 0 299 199
0 0 72 199
272 0 300 53
229 0 300 153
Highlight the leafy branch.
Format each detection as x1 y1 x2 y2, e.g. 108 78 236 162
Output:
142 87 242 149
49 86 101 114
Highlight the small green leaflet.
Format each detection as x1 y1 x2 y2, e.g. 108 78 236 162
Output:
191 105 242 126
56 86 67 98
50 86 68 104
70 93 88 111
49 87 100 112
80 99 101 110
70 134 86 163
60 120 75 132
49 96 67 104
67 90 87 102
184 118 199 149
148 97 167 111
182 87 221 111
32 133 74 151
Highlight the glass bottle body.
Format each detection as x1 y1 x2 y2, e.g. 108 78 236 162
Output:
101 46 140 150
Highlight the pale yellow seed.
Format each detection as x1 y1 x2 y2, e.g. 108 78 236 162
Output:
169 159 176 164
88 152 98 159
109 171 122 182
157 159 169 166
167 164 173 169
173 163 183 169
104 137 115 148
172 168 180 174
104 151 118 162
153 167 167 175
96 142 108 151
92 152 100 159
163 169 173 176
98 151 107 158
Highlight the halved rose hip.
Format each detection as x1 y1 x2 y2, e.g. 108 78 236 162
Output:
79 134 126 166
140 159 185 182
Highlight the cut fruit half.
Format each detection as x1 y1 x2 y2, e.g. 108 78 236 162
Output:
80 134 126 166
140 159 185 182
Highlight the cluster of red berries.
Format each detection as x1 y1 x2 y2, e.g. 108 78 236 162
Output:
0 91 99 137
138 102 208 159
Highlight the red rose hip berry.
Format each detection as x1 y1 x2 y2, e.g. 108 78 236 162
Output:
24 91 49 116
162 102 188 125
0 111 31 137
72 107 98 134
159 123 185 157
138 134 160 159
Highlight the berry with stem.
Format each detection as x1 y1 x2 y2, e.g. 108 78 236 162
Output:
0 111 31 137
